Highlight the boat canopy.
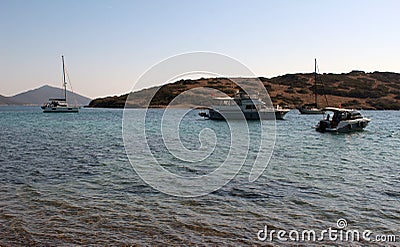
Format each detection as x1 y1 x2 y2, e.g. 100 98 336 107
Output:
323 107 364 120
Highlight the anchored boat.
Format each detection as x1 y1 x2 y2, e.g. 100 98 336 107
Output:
199 90 291 120
315 107 370 133
297 59 327 114
41 56 79 113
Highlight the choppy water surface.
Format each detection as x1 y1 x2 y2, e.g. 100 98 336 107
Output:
0 106 399 246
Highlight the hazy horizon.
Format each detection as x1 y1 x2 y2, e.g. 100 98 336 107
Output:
1 0 400 98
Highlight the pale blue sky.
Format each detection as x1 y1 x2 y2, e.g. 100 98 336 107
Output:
1 0 399 98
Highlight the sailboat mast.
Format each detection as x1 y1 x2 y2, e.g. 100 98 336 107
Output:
62 55 67 101
314 58 317 108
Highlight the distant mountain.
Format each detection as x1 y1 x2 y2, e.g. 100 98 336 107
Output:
0 94 18 105
89 71 400 110
8 85 91 106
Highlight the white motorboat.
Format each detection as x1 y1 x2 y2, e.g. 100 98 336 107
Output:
315 107 370 133
41 56 79 113
198 90 291 120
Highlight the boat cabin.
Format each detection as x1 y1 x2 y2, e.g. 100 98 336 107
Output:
324 107 363 121
211 95 263 112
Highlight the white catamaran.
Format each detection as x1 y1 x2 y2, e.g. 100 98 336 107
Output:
41 56 79 113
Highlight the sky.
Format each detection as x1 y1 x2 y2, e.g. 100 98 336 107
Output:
1 0 399 99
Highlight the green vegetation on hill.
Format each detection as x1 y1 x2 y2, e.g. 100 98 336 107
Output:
88 71 400 110
88 94 128 108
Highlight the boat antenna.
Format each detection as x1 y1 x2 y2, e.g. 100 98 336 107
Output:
62 55 67 101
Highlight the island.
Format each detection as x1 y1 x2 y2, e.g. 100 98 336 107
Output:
88 71 400 110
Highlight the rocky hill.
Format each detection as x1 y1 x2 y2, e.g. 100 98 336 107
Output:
88 71 400 110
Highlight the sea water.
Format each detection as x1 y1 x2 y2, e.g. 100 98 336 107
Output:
0 106 399 245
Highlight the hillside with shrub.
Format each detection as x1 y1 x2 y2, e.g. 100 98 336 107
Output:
88 71 400 110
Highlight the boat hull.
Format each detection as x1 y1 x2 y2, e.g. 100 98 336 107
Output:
297 107 325 114
42 106 79 113
274 110 290 120
315 119 370 133
207 109 289 120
